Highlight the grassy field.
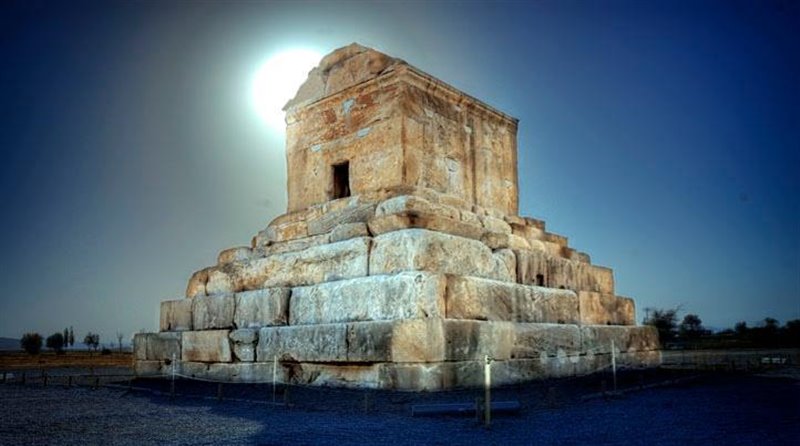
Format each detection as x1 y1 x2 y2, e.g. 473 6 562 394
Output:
0 351 132 370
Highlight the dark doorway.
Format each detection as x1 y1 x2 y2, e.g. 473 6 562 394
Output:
332 161 350 199
535 274 544 286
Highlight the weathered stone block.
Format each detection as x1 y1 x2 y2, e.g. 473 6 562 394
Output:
143 332 182 361
222 237 371 291
370 229 514 281
191 294 234 330
133 333 147 361
346 319 445 362
481 232 531 250
229 329 258 362
160 299 193 332
513 323 581 359
307 202 376 236
515 249 615 294
481 216 512 234
290 272 446 325
258 324 348 363
234 288 290 329
258 319 447 363
377 363 446 391
445 276 580 324
444 320 514 361
217 246 252 265
375 195 460 220
579 325 660 354
182 330 232 363
330 222 369 242
185 267 212 298
205 362 285 383
134 360 163 376
367 212 485 241
205 269 234 296
259 233 331 256
578 291 635 326
265 219 308 242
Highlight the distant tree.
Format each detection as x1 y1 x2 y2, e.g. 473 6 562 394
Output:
63 328 69 347
785 319 800 347
20 333 43 355
643 307 679 346
116 331 124 353
83 332 100 354
679 314 704 340
46 332 65 353
734 321 748 336
68 326 75 347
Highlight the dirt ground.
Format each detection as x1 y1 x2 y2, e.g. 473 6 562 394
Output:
0 351 132 370
0 369 798 445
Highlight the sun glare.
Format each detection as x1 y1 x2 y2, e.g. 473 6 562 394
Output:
252 48 322 130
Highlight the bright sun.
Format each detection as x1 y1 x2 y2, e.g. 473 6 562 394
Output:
252 49 322 130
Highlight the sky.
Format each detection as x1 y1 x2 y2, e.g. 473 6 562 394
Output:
0 0 797 345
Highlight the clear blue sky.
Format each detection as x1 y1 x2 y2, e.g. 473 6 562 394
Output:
1 0 797 344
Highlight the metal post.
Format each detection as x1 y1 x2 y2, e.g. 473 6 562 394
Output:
217 383 223 401
21 372 26 385
272 355 277 403
43 371 47 387
484 355 492 428
1 372 6 384
68 376 73 387
170 353 176 400
363 392 369 413
611 340 617 392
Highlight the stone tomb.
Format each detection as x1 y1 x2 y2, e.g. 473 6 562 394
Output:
134 43 660 390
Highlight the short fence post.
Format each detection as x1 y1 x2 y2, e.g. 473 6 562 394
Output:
611 340 617 392
21 372 26 385
272 355 277 403
217 383 223 401
484 355 492 428
363 392 370 414
1 372 6 384
68 376 73 387
170 353 176 400
42 371 48 388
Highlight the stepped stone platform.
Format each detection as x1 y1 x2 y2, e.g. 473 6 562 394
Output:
134 43 661 390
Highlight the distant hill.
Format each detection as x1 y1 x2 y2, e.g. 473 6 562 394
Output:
0 337 20 351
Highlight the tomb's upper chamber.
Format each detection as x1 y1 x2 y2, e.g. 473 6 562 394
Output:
283 43 518 216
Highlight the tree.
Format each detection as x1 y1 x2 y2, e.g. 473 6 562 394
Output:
68 326 75 347
84 332 100 354
46 332 65 353
785 319 800 347
643 307 679 346
679 314 704 340
734 321 748 336
116 331 124 353
20 333 43 355
63 328 69 347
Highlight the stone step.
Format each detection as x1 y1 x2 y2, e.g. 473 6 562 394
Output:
290 272 446 325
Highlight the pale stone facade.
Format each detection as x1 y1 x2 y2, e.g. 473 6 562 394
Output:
134 43 660 390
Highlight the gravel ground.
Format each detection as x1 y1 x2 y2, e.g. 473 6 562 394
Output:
0 372 798 445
